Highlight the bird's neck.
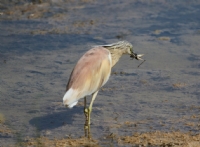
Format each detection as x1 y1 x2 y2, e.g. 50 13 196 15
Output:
109 49 125 67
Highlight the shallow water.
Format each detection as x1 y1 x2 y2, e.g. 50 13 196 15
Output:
0 0 200 146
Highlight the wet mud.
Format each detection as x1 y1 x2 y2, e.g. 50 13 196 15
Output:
0 0 200 146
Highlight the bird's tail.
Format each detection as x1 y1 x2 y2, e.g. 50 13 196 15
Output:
63 88 78 108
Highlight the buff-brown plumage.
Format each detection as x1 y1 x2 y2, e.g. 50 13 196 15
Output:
63 47 112 107
62 41 145 138
63 41 137 108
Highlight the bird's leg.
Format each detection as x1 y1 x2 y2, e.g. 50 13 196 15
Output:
88 91 98 125
84 97 89 137
84 97 88 122
85 91 98 139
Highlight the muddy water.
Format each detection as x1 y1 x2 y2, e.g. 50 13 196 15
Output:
0 0 200 146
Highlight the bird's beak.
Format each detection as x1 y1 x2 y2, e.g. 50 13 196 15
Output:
136 54 144 60
130 53 144 60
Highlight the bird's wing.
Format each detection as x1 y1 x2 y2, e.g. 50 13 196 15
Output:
66 47 112 100
92 43 115 48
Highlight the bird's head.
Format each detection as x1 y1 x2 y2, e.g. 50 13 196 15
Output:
93 41 145 67
116 41 145 61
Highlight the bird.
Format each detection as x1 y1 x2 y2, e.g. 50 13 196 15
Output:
63 41 144 138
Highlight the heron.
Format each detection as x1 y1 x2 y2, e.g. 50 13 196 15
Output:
63 41 144 138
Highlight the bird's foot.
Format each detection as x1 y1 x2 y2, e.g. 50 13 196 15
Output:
84 107 92 138
84 122 91 139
